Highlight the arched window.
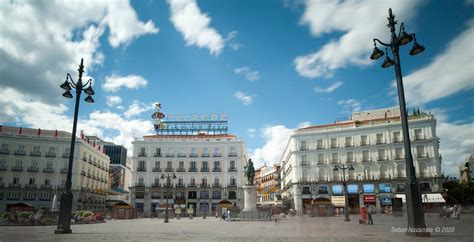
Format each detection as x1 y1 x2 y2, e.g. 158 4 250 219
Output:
380 165 388 179
214 176 220 186
397 164 405 178
364 166 371 180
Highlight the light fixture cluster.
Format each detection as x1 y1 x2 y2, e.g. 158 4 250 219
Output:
60 60 95 103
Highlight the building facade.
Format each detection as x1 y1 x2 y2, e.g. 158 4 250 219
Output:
280 107 442 215
255 164 281 206
130 134 247 217
0 126 110 212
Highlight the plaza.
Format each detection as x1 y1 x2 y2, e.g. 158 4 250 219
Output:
0 214 473 241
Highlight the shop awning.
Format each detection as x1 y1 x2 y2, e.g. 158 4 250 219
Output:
217 200 234 208
331 196 346 207
395 193 445 203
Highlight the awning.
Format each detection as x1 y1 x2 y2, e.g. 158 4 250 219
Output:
217 200 234 208
364 195 376 203
331 196 346 207
395 193 445 203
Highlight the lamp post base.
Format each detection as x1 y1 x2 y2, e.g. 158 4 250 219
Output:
55 191 73 234
344 217 350 222
164 219 169 223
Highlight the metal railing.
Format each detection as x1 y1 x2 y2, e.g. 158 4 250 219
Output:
30 151 41 156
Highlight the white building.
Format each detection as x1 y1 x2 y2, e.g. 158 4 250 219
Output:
130 133 247 217
0 126 110 212
280 107 442 215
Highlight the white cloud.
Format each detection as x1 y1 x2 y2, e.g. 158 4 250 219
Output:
251 125 294 166
397 19 474 106
431 109 474 177
297 121 312 129
167 0 224 55
106 96 123 107
337 99 362 112
314 81 343 93
102 74 148 92
247 128 256 138
124 100 153 118
226 31 243 51
0 0 157 103
234 91 253 105
294 0 419 78
234 66 261 81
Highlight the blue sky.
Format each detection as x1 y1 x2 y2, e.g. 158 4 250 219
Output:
0 0 473 176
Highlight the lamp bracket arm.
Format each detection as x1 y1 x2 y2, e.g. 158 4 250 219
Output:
398 22 405 38
82 79 92 89
373 38 391 47
67 73 77 88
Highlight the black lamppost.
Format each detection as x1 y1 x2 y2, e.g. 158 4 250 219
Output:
370 9 428 237
161 173 176 223
55 59 95 234
333 164 354 222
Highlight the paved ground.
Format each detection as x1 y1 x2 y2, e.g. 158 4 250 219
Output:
0 213 473 242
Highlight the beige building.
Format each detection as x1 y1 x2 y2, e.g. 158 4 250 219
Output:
0 125 110 212
255 164 281 206
281 107 443 215
130 133 247 217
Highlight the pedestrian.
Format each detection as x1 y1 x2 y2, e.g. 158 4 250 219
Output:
227 210 231 221
360 206 367 224
367 205 374 225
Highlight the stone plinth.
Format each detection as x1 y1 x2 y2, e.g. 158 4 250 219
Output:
243 185 257 212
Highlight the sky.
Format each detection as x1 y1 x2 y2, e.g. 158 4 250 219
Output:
0 0 473 177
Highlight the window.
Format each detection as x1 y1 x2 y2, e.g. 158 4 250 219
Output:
202 161 208 169
140 147 146 155
178 178 184 186
15 160 22 168
44 178 51 185
301 155 308 165
191 148 197 155
414 129 423 140
190 161 196 169
17 145 25 152
154 177 160 185
416 146 426 158
155 148 161 156
13 177 20 184
229 191 237 199
300 141 307 150
395 148 403 159
179 161 184 169
29 178 35 185
138 161 146 169
360 135 368 145
362 150 370 161
201 178 207 185
190 177 196 186
200 191 209 199
24 191 35 200
393 131 401 142
331 153 338 163
33 146 40 152
214 161 220 168
345 137 352 146
330 138 337 148
376 133 384 144
138 177 144 185
230 177 236 186
214 177 219 185
203 148 209 154
346 152 354 162
155 161 160 168
212 191 221 199
378 149 385 161
48 147 55 154
188 191 197 199
167 161 172 169
318 154 324 164
230 160 235 169
317 139 324 149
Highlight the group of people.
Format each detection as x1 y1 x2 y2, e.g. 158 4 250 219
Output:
440 205 461 219
219 209 231 221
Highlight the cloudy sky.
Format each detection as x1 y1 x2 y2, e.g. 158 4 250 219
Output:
0 0 472 176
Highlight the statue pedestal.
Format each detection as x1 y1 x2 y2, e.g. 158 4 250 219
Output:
243 185 257 212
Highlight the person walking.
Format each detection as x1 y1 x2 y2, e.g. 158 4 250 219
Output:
367 205 374 225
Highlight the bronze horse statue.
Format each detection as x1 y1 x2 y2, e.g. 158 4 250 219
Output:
244 159 255 185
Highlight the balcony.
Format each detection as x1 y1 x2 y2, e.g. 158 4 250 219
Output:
299 147 308 151
152 167 162 172
25 184 37 189
330 144 338 149
213 153 222 157
11 166 24 172
212 167 221 172
151 183 161 187
316 146 325 150
177 153 186 158
86 173 91 178
138 152 147 157
45 152 56 157
62 153 70 158
377 157 387 161
346 159 355 164
200 184 209 188
137 167 146 172
165 153 174 157
60 167 68 173
414 135 426 141
30 151 41 157
344 143 354 148
189 153 198 158
82 156 87 161
317 161 325 165
361 158 372 163
153 153 162 157
394 156 404 161
43 167 54 173
41 184 52 189
201 168 209 172
228 183 237 188
417 153 429 159
393 139 403 143
228 167 237 172
9 183 21 188
176 168 186 172
375 140 385 145
0 148 10 154
301 162 310 166
212 183 221 188
28 166 39 172
228 152 237 157
188 183 197 188
176 183 185 188
188 167 197 172
81 171 86 176
360 142 369 146
14 150 26 156
201 153 210 157
135 183 145 188
330 160 338 164
165 168 174 172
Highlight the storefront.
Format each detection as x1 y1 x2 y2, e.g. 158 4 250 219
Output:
378 183 392 213
362 184 376 208
311 197 334 216
347 184 360 214
395 193 446 213
331 185 345 215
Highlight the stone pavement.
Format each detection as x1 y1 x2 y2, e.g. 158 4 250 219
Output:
0 213 473 242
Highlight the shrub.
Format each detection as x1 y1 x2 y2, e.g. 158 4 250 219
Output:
16 211 34 218
74 210 94 217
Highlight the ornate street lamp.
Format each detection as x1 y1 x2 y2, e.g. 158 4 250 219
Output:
161 173 176 223
333 164 354 222
55 59 95 234
370 8 428 237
